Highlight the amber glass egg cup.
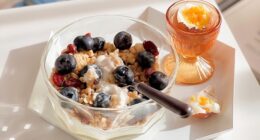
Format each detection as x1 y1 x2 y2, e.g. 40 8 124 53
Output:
166 0 222 84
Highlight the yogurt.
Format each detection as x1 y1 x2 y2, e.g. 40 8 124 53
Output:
82 65 99 84
96 50 124 81
96 81 129 108
95 50 128 108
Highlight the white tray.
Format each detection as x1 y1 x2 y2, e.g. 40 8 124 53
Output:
28 7 234 140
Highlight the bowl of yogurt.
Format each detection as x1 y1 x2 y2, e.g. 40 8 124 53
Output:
41 15 179 139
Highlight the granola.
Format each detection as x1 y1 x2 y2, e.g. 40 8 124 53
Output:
51 31 169 129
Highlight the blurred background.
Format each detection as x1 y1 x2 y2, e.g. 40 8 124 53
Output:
0 0 259 84
0 0 63 8
0 0 241 10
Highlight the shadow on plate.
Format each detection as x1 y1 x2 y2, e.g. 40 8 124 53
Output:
0 42 74 140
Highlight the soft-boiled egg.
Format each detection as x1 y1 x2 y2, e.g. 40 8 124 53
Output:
188 86 220 118
177 4 211 30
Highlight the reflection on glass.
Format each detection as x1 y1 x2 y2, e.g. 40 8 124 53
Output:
1 126 8 132
47 125 55 130
12 106 20 113
24 123 31 130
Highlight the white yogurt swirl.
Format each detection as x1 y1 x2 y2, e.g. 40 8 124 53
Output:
96 50 124 81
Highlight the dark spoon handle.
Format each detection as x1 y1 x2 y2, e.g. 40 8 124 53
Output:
135 83 192 118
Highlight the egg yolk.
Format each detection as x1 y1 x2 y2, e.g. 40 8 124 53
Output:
190 95 216 108
182 5 211 30
199 96 209 106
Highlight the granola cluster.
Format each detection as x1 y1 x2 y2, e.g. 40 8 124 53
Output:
72 43 155 106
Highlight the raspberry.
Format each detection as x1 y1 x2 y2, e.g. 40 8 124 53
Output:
64 77 82 88
52 73 65 87
144 68 155 77
65 44 77 54
143 40 159 56
81 117 90 124
85 32 91 37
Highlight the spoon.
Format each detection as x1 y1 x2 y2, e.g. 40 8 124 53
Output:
133 82 192 118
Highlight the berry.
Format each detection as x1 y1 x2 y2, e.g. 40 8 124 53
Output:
60 87 79 101
64 77 82 88
65 44 77 54
113 66 134 87
74 36 94 51
149 71 169 90
93 93 111 108
137 51 155 68
78 64 102 80
55 54 76 74
52 73 65 87
81 116 90 124
85 32 91 37
114 31 132 50
143 40 159 56
129 98 145 105
93 37 105 52
144 68 155 77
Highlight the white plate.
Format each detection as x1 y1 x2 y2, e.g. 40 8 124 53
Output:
28 7 234 140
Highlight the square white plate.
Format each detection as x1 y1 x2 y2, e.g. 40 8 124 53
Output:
29 7 234 140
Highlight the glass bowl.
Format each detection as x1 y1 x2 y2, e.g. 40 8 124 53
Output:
41 15 179 139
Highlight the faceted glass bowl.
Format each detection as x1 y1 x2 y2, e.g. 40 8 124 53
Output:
41 15 179 139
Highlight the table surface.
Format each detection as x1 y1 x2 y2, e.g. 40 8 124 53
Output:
0 0 260 140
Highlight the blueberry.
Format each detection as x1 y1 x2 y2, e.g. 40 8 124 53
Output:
114 31 132 50
129 98 145 105
55 54 76 74
149 71 169 90
113 66 134 87
78 64 102 79
60 87 79 101
93 93 111 108
93 37 105 52
137 51 155 68
74 36 94 51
